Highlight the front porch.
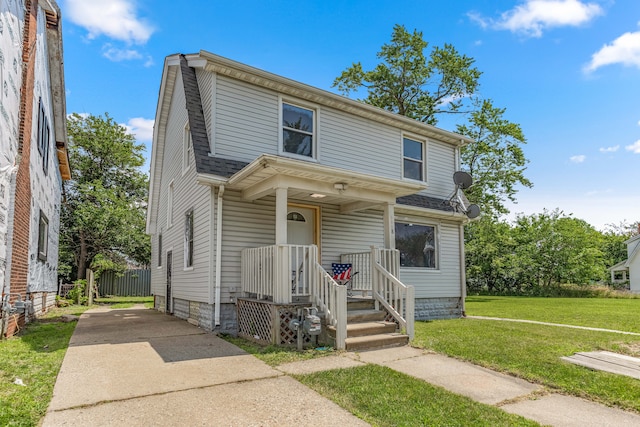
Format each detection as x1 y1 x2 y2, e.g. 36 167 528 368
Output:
238 245 414 350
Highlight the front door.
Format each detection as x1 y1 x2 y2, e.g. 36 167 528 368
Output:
287 205 318 294
166 251 172 314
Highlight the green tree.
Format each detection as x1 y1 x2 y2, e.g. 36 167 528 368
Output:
333 24 481 126
333 25 530 216
59 113 150 281
456 100 533 216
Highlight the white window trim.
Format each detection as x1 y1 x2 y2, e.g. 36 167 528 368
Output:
184 208 194 271
278 96 319 162
401 133 428 184
395 219 440 270
167 180 174 229
182 121 193 175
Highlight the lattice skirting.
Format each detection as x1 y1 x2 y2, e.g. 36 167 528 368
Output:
237 298 313 346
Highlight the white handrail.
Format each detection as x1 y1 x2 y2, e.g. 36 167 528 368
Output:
370 247 414 339
310 254 347 350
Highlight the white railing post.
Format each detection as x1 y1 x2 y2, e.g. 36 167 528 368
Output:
334 284 347 350
406 285 415 339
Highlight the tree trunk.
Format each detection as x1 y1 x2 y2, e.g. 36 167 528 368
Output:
78 233 87 280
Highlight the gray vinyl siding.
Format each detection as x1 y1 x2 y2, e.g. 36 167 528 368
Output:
425 140 456 198
150 71 212 303
220 190 276 302
398 218 462 298
214 75 279 161
319 109 400 179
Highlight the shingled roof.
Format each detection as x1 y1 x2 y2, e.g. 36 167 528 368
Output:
180 55 248 178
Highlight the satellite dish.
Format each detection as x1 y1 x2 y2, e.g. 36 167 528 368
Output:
466 204 481 219
453 171 473 190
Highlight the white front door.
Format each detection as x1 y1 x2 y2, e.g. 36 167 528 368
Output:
287 206 316 246
287 206 317 294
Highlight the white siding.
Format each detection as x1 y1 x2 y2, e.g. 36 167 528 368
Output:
150 71 212 303
320 109 400 179
214 75 279 161
425 139 456 198
397 217 462 299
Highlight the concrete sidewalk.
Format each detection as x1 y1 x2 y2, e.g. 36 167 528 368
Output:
42 306 367 427
278 346 640 427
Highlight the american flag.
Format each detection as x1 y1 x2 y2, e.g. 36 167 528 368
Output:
332 263 352 281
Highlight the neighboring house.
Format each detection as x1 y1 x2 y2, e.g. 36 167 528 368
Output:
0 0 69 337
147 51 475 350
610 232 640 293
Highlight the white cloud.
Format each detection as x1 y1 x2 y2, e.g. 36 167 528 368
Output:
626 140 640 154
585 30 640 72
570 154 586 163
102 44 143 61
125 117 155 142
599 145 619 153
470 0 603 38
64 0 154 45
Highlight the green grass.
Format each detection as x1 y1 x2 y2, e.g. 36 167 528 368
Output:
0 305 90 426
466 296 640 333
94 296 154 309
222 335 336 366
296 364 539 426
413 318 640 413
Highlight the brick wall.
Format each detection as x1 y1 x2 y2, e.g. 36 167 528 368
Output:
5 0 38 337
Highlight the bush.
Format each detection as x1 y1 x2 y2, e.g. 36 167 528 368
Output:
67 279 88 305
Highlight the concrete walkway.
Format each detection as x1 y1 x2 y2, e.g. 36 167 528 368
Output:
42 307 367 427
279 347 640 427
44 306 640 427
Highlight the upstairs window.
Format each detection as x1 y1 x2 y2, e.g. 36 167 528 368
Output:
37 98 50 175
403 137 424 181
158 234 163 267
167 181 174 228
38 211 49 262
184 209 194 268
282 102 314 158
182 122 193 174
395 222 437 269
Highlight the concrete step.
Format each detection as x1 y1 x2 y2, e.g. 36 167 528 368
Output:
327 321 398 338
345 333 409 351
347 309 386 323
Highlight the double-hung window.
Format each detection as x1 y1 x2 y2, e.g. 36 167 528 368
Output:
282 102 314 158
38 211 49 262
37 98 50 175
395 222 437 269
184 209 194 268
403 137 424 181
158 234 163 267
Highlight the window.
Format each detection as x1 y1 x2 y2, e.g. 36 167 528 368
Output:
167 181 174 228
282 102 314 158
38 211 48 262
395 222 437 268
37 98 50 175
403 137 424 181
158 234 162 267
182 122 193 173
184 209 194 268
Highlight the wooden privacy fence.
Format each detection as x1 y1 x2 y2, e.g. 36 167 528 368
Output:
99 269 151 296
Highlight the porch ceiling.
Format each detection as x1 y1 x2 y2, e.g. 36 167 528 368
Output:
227 154 426 212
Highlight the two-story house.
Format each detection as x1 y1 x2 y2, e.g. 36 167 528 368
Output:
0 0 69 337
147 51 475 350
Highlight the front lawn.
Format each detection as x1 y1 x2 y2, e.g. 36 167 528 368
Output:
0 306 90 426
413 297 640 413
465 296 640 333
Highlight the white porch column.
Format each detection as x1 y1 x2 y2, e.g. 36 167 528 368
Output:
383 202 395 249
275 187 288 245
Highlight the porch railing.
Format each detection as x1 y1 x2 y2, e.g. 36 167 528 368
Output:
341 247 400 295
310 257 347 350
241 244 314 303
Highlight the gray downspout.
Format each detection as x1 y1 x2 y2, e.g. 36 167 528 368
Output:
214 185 225 327
459 222 467 317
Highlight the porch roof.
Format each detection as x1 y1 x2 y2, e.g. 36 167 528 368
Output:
211 154 427 211
609 260 629 272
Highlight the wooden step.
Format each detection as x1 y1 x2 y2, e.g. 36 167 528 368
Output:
327 321 398 338
347 298 375 311
347 309 386 323
345 333 409 351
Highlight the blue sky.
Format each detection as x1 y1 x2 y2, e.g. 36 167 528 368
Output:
59 0 640 230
